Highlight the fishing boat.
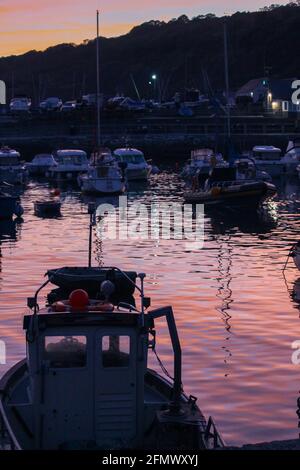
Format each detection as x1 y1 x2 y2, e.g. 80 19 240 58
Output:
113 148 151 181
0 204 224 450
184 166 276 208
79 149 126 195
34 201 61 217
50 150 89 182
250 146 284 177
27 154 57 177
0 190 24 219
291 242 300 271
181 149 227 182
0 147 27 185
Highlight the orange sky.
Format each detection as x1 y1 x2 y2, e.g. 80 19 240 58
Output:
0 0 287 57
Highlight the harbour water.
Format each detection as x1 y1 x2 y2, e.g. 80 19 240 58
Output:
0 169 300 446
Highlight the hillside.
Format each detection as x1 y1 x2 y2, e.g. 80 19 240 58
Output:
1 3 300 102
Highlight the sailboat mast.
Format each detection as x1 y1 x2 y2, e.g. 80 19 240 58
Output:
223 20 231 139
96 10 101 148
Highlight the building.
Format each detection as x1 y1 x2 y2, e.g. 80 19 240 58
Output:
236 78 300 115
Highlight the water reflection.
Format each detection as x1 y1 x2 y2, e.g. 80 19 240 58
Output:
1 171 300 446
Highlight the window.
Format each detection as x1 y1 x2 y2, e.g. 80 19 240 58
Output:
102 336 130 368
282 101 289 112
44 336 87 368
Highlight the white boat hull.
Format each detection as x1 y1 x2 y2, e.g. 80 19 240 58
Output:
80 177 126 194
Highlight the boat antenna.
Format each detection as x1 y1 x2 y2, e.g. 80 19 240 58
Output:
96 10 101 149
88 202 96 267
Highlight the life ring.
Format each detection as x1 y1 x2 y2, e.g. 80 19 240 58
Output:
51 301 67 312
89 302 114 312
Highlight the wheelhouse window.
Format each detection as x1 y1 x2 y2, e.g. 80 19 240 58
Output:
44 336 87 368
102 335 130 368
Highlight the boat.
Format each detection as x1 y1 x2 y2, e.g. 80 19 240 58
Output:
181 148 227 183
0 190 24 219
291 242 300 271
282 140 300 175
113 148 151 181
0 204 224 450
250 146 284 177
49 150 89 182
234 157 272 182
34 201 61 217
79 149 126 195
184 166 277 208
27 154 57 177
0 147 27 185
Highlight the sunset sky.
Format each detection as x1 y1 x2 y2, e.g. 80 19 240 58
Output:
0 0 288 57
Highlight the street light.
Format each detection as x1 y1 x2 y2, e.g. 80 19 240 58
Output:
151 74 157 101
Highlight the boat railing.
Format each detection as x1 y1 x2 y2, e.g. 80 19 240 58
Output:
204 416 225 448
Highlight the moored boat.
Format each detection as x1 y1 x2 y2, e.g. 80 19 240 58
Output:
34 200 61 217
27 154 57 177
251 146 284 177
113 148 151 181
79 149 126 195
181 148 227 182
0 147 27 185
50 150 89 182
0 206 224 450
184 166 276 208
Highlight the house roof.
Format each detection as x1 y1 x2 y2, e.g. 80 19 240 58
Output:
236 77 297 101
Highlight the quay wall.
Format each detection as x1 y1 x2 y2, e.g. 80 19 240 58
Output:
1 114 300 161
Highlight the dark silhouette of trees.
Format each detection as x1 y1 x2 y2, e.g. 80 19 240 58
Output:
1 3 300 103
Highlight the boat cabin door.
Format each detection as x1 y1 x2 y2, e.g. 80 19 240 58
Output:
94 328 138 448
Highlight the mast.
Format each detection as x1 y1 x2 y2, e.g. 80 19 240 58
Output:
96 10 101 148
223 20 230 140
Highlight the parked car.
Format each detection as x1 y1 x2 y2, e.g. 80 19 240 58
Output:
9 97 31 113
39 97 62 112
61 100 77 112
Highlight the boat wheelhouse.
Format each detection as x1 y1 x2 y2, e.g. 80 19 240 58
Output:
252 146 284 177
0 265 224 450
50 150 89 182
234 158 272 182
0 147 27 185
181 149 227 182
113 148 151 181
27 154 57 177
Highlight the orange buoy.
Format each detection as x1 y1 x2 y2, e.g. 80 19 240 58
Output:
69 289 89 311
51 188 61 197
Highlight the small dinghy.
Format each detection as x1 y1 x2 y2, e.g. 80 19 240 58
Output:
0 205 224 451
34 201 61 217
